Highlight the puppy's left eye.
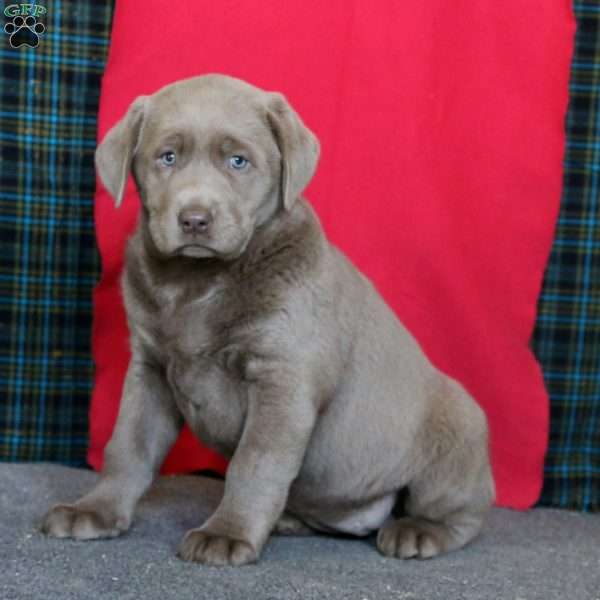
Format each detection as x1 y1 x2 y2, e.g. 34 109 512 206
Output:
228 155 249 170
160 151 176 167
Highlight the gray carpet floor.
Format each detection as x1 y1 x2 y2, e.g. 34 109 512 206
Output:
2 463 599 600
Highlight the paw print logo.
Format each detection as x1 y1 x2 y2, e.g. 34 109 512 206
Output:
4 15 45 48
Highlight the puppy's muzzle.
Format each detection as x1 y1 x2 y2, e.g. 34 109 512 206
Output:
178 207 213 235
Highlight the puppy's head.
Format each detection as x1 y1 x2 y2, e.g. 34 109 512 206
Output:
95 74 319 260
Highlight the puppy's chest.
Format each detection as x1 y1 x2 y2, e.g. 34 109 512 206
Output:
148 283 260 454
162 313 251 393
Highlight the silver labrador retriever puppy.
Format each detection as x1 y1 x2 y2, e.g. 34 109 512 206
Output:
42 74 495 566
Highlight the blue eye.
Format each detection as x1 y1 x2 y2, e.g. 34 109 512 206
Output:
229 155 249 170
160 151 176 167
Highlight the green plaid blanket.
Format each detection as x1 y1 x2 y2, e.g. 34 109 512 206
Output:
533 1 600 511
0 1 112 465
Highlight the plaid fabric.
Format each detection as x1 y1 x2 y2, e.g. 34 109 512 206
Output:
533 1 600 511
0 1 113 465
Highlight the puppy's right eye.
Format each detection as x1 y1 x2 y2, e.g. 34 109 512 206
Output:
160 151 176 167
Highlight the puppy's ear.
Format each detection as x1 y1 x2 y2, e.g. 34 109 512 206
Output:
95 96 148 207
266 93 320 211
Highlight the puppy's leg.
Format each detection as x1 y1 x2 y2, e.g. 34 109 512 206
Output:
377 390 495 559
41 359 182 540
376 475 492 560
178 375 316 566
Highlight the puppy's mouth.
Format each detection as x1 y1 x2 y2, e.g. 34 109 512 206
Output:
172 232 252 261
174 244 217 258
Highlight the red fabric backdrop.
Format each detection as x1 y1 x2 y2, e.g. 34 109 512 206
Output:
89 1 574 508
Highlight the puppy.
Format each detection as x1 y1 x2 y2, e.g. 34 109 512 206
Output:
42 74 495 566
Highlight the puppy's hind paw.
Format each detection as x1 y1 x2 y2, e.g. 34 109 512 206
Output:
272 512 313 536
377 517 447 560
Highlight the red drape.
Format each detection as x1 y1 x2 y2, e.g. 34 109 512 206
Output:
89 1 574 508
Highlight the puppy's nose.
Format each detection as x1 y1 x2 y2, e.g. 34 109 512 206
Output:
178 208 212 234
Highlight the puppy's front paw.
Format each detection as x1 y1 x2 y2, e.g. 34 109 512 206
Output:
41 503 128 540
178 528 258 566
